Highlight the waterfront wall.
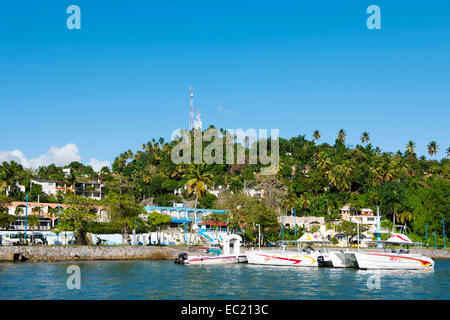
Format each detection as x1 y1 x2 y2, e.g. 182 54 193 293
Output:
0 246 190 262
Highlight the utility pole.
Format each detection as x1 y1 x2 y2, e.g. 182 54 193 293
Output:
434 232 437 249
56 206 60 244
443 219 446 249
24 194 29 245
357 221 360 251
189 87 194 130
256 224 261 250
376 206 382 249
294 209 297 236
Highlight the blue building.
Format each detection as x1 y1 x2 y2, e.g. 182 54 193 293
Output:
143 205 226 225
143 205 229 244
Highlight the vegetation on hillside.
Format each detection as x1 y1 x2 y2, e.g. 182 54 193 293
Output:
0 127 448 245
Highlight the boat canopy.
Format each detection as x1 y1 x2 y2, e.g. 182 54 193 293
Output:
366 233 418 245
386 233 413 244
297 232 326 242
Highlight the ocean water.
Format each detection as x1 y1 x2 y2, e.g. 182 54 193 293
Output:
0 259 449 300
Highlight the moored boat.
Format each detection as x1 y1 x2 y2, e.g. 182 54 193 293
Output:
174 234 247 265
246 233 328 267
353 233 434 270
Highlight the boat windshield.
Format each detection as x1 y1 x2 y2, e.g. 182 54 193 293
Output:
206 248 222 255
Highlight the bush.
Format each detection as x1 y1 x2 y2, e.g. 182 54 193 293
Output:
154 194 182 206
330 237 339 245
87 222 122 234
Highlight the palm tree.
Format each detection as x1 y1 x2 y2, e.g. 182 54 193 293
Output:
447 147 450 158
183 165 213 207
47 207 57 228
398 210 414 228
326 163 352 191
182 165 213 248
337 129 346 142
27 215 40 245
405 141 416 156
427 141 439 157
0 161 23 196
297 193 311 215
360 131 370 144
14 207 23 216
283 191 297 215
312 130 321 141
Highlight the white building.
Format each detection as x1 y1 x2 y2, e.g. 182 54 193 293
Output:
278 215 326 234
74 181 105 200
63 168 71 178
30 179 66 196
340 205 379 233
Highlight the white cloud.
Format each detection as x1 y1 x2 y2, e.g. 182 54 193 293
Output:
28 143 82 168
0 149 30 167
88 158 110 171
0 143 110 172
217 106 235 114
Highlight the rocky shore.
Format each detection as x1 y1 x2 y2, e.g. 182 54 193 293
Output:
0 245 199 262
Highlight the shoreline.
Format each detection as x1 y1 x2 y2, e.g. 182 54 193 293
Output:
1 245 449 262
0 245 202 262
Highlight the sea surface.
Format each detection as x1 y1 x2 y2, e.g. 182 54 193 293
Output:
0 259 449 300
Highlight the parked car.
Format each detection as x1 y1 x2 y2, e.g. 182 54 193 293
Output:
3 232 48 245
350 234 367 245
2 233 22 245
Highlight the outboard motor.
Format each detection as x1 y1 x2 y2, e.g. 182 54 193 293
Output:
317 255 325 267
174 253 188 264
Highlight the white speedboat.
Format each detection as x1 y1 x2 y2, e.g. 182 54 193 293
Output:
353 233 434 270
174 234 247 265
246 246 321 267
246 233 327 267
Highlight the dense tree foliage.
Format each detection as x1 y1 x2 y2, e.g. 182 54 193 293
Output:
0 128 448 244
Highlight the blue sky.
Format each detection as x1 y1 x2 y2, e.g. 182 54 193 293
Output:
0 0 449 169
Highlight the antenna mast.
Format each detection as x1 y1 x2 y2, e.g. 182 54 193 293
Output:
189 87 194 130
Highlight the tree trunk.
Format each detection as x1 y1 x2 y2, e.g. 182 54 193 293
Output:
75 229 88 245
392 207 397 233
123 225 130 245
187 221 193 249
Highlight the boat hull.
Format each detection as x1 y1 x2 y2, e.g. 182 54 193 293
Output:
318 251 358 268
246 250 320 267
185 254 247 265
353 251 434 270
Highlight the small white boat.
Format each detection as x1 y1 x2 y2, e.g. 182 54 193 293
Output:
353 233 434 270
246 233 327 267
174 234 247 265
